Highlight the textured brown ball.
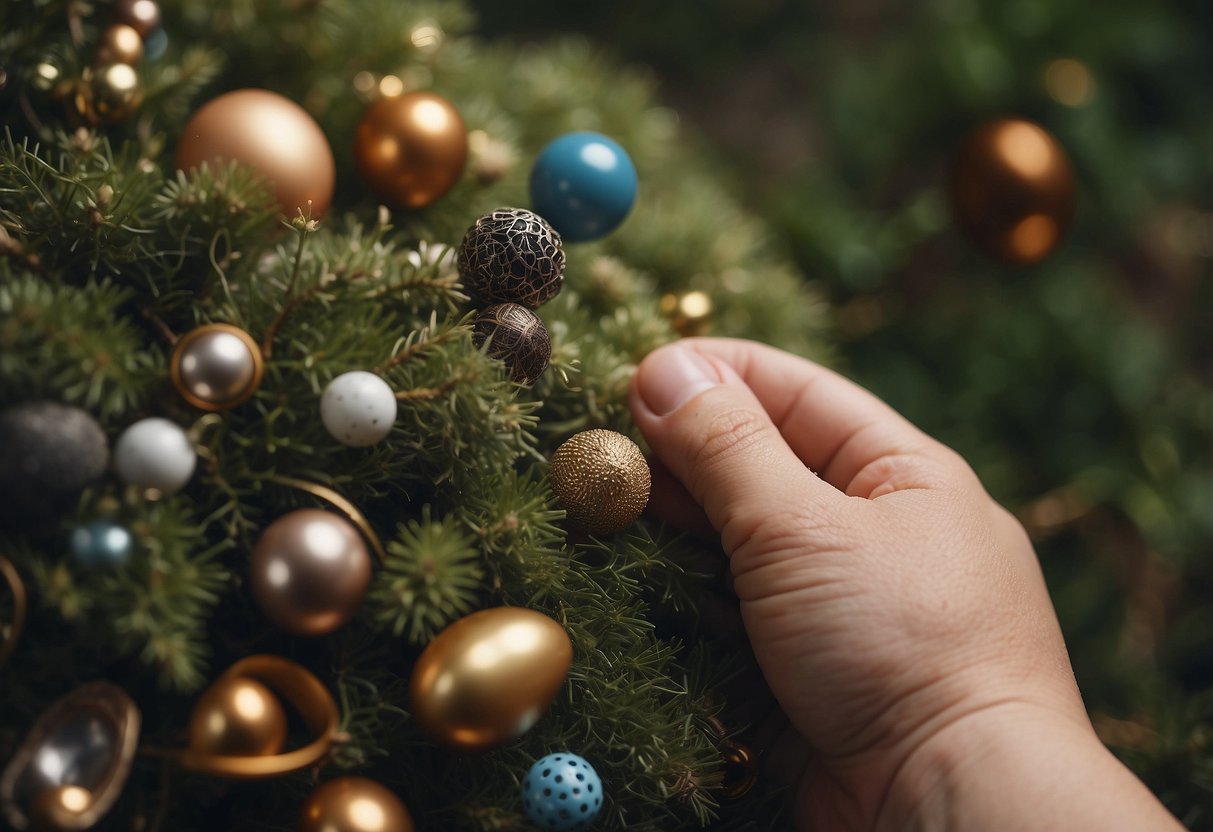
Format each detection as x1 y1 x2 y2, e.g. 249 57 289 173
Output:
550 429 651 534
457 208 565 308
472 303 551 386
186 676 287 758
176 89 336 218
249 509 372 636
96 24 143 66
949 118 1076 265
354 91 468 209
112 0 161 37
299 777 415 832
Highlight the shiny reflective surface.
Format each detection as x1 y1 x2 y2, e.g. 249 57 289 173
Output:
659 290 714 337
95 24 143 66
250 509 372 636
176 89 336 217
79 63 143 124
353 91 467 210
112 0 161 37
529 131 637 242
298 777 414 832
410 607 572 750
171 324 263 411
0 682 139 831
187 676 287 758
948 118 1076 265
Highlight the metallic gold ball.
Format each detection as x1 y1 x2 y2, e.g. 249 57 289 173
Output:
111 0 161 38
176 89 337 218
354 91 468 210
472 303 551 386
409 607 573 750
170 323 263 411
76 63 143 124
95 24 143 66
27 785 92 831
659 290 714 337
549 429 651 534
299 777 415 832
250 509 372 637
948 118 1076 265
186 676 287 758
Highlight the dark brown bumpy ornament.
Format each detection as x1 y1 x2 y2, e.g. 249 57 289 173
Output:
549 429 651 534
457 208 565 308
472 303 551 385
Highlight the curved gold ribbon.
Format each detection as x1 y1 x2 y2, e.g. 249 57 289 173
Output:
269 475 387 565
178 655 339 778
0 555 26 667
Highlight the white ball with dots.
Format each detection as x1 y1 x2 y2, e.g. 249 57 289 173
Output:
113 417 197 495
320 371 397 447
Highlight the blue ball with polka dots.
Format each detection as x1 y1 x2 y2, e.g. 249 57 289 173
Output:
521 752 603 830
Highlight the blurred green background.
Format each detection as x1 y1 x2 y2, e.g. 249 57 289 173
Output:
473 0 1213 819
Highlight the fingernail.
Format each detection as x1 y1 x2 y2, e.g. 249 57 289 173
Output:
638 345 721 416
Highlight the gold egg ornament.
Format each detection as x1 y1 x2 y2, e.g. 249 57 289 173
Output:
299 777 415 832
549 429 651 534
948 118 1076 265
186 676 288 758
176 89 337 218
409 607 573 751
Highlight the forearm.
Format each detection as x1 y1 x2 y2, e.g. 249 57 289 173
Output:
881 704 1184 832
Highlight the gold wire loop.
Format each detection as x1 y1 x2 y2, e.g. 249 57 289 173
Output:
179 655 339 779
269 475 387 565
0 555 27 667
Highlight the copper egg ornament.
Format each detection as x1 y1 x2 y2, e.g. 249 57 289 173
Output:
409 607 573 750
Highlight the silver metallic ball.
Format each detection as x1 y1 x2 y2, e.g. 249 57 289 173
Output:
170 324 263 411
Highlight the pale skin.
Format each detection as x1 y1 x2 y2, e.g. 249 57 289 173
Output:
628 338 1184 832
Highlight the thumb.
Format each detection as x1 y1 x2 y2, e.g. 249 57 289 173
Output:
628 343 841 553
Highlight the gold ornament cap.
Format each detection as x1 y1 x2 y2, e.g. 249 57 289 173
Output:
549 429 651 534
409 607 573 751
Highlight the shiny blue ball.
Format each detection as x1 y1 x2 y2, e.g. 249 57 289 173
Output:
521 753 603 831
529 132 637 242
70 519 134 567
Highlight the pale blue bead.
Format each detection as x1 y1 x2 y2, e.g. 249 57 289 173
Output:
70 519 134 567
521 752 603 831
530 132 637 242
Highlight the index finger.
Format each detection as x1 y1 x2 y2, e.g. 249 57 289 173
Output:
677 338 966 497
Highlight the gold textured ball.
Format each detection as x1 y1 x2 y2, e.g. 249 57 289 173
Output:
176 89 336 218
187 675 288 758
27 785 92 831
948 118 1076 265
299 777 415 832
250 509 372 637
354 91 468 210
75 63 143 124
170 323 264 411
472 302 551 386
659 290 714 337
550 429 651 534
96 24 143 66
409 607 573 751
111 0 161 38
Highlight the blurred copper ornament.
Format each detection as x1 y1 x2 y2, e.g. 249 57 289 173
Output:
409 607 573 750
186 676 287 758
180 655 338 778
549 429 651 534
472 302 551 385
948 118 1076 265
112 0 161 37
0 682 140 831
718 739 757 799
299 777 415 832
95 24 143 66
75 63 142 124
354 91 468 209
176 89 336 217
170 323 264 411
249 509 372 637
0 554 26 666
659 290 714 337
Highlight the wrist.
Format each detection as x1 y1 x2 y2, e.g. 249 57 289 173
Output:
877 701 1181 832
